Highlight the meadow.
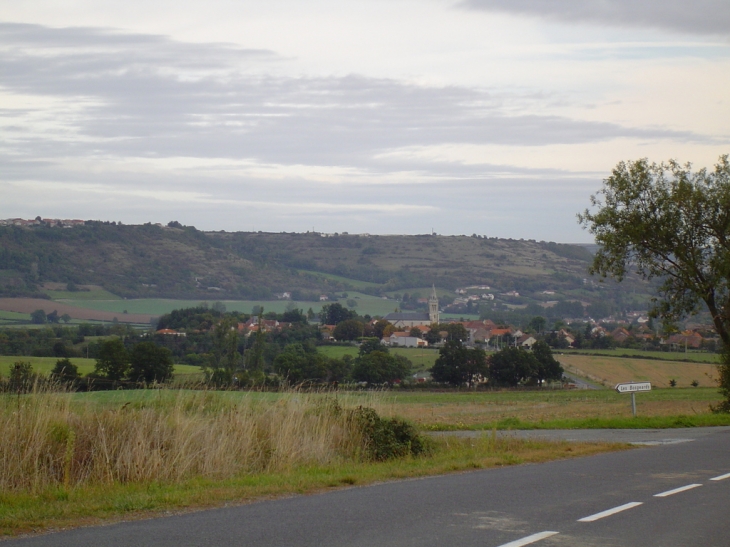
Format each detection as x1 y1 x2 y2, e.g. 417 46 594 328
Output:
564 348 719 363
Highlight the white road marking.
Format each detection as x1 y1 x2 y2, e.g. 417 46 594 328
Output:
578 502 643 522
710 472 730 481
654 483 702 497
495 531 559 547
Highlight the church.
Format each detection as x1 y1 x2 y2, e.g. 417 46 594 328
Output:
383 286 439 328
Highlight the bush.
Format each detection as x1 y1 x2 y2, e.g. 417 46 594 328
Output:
349 407 430 461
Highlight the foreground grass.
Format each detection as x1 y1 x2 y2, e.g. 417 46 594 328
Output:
0 435 624 537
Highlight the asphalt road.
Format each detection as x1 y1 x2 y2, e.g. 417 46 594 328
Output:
7 428 730 547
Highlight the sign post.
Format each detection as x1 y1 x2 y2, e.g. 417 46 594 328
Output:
615 382 651 417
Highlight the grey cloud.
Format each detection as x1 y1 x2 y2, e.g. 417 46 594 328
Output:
459 0 730 37
0 23 709 171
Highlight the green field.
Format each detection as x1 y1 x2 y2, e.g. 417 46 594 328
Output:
45 288 122 301
0 356 200 377
564 348 720 364
0 310 31 325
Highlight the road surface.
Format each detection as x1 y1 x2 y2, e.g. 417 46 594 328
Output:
6 428 730 546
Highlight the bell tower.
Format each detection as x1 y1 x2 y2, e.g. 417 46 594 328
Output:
428 285 439 324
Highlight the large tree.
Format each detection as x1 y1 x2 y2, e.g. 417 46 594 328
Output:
128 341 174 383
430 340 488 387
94 338 129 380
579 155 730 407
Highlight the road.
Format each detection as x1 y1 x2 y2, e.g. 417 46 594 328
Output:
6 428 730 547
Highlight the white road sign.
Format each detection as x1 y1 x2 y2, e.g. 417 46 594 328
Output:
615 382 652 393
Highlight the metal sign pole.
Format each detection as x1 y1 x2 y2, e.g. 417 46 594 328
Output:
631 392 637 417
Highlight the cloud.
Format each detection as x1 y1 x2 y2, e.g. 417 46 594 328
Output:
459 0 730 37
0 22 708 171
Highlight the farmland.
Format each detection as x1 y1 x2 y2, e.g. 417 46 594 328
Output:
0 356 201 378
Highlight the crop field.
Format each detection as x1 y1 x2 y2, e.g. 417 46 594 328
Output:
558 354 719 388
564 348 719 363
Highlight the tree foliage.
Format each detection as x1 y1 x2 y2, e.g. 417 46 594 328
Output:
94 338 129 380
430 341 488 387
578 155 730 408
128 341 174 383
351 351 411 385
488 347 538 386
578 155 730 345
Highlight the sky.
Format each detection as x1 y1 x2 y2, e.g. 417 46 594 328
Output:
1 1 728 242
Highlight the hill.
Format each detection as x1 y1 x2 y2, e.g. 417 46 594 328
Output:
0 222 654 313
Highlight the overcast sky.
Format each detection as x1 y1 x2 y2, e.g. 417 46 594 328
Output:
1 1 728 242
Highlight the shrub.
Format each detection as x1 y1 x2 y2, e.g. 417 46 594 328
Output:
349 407 430 461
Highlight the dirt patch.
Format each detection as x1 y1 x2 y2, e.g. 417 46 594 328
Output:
0 298 152 324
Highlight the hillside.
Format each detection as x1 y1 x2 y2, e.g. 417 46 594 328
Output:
0 223 654 312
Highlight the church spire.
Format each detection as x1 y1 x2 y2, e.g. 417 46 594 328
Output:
429 285 439 324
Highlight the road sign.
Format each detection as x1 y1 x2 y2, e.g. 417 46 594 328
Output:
615 382 652 394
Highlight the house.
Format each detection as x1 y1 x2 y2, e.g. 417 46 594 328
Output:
558 329 575 345
319 295 329 301
517 334 537 348
155 328 186 336
383 332 428 348
610 328 631 343
666 331 703 350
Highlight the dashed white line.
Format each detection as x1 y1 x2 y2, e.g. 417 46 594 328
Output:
578 502 643 522
495 531 559 547
654 483 702 497
710 472 730 481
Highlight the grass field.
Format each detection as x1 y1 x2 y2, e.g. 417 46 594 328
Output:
0 356 201 378
558 354 719 388
297 270 381 290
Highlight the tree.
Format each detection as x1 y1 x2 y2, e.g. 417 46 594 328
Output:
128 342 174 383
30 309 47 324
273 343 329 383
408 327 422 338
94 338 129 380
578 155 730 407
430 340 488 387
51 358 79 382
333 319 364 341
351 351 411 384
529 316 546 334
359 337 385 356
488 347 538 386
9 361 35 392
530 340 564 384
60 313 72 324
320 302 355 325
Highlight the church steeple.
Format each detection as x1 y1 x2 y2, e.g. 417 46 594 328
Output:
429 285 439 324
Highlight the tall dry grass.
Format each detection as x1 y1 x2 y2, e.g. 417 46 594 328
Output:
0 388 386 493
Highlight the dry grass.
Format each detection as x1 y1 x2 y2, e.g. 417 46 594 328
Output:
558 354 719 388
0 389 388 493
